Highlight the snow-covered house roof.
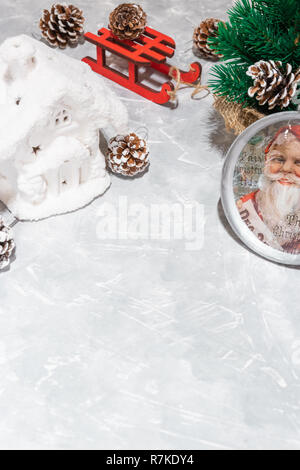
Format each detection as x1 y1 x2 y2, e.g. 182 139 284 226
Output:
0 34 127 163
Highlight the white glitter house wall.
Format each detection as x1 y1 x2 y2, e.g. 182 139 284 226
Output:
0 35 128 220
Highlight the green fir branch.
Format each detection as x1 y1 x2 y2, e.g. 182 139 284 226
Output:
209 63 253 105
208 0 300 112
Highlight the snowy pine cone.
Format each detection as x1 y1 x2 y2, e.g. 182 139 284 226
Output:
109 3 147 40
40 4 85 49
107 133 149 177
247 60 300 110
0 217 15 270
193 18 223 60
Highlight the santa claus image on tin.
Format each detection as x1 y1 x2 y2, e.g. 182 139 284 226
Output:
237 125 300 253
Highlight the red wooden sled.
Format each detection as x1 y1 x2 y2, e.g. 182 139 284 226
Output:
82 27 202 104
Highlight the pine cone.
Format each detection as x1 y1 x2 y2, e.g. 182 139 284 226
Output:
109 3 147 40
107 133 149 177
40 4 85 49
193 18 223 60
0 218 15 270
247 60 300 110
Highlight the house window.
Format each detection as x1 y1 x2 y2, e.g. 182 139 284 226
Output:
55 109 71 127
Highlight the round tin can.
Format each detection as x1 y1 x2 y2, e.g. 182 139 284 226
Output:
221 111 300 265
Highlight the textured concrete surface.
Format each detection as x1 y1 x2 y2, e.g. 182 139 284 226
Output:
1 0 300 450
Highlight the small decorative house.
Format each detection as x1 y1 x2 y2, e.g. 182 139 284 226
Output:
0 35 128 220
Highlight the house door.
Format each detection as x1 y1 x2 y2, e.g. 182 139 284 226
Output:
59 161 80 193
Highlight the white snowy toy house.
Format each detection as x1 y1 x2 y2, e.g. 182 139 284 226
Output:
0 35 128 220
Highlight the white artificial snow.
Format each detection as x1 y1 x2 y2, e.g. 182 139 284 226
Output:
0 35 128 220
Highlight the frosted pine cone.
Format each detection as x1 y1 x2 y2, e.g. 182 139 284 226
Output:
0 218 15 270
193 18 223 60
109 3 147 40
107 133 149 177
40 4 85 49
247 60 300 110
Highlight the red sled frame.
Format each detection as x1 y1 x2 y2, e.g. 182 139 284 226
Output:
82 27 202 104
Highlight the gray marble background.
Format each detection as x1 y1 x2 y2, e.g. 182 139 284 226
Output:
1 0 300 450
